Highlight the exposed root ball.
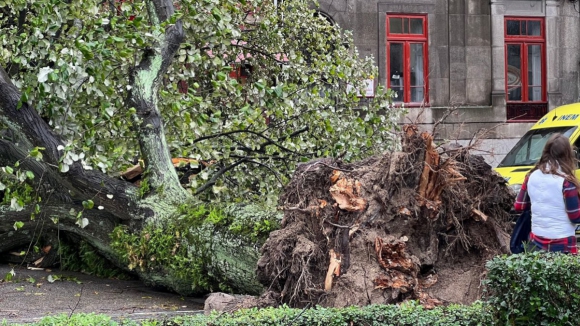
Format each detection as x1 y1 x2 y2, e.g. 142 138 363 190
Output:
257 127 513 308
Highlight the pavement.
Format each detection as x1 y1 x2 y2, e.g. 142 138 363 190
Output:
0 264 205 324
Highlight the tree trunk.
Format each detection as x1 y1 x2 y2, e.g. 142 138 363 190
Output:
0 0 262 296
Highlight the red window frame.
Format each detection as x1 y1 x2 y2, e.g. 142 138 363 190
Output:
229 63 252 84
504 17 547 121
386 14 429 105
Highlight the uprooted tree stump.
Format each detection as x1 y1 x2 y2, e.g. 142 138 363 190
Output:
256 125 513 308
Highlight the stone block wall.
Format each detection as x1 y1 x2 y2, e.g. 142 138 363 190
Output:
317 0 580 167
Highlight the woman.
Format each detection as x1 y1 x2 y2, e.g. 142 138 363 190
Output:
514 133 580 254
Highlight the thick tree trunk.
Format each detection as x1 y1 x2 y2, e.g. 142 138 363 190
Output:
0 0 262 296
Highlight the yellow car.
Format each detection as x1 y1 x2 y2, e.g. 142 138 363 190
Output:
495 103 580 235
495 103 580 193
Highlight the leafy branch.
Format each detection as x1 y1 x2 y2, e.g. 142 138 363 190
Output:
194 158 247 195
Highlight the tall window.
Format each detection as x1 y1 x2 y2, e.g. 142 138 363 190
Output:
505 17 546 121
386 14 428 104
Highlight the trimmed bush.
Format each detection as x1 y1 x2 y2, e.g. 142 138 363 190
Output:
484 251 580 326
8 303 490 326
23 313 116 326
174 302 491 326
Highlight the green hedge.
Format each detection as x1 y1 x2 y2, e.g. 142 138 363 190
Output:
11 252 580 326
9 303 490 326
178 302 491 326
6 313 118 326
484 251 580 326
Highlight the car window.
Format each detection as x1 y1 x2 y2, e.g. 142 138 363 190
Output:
573 137 580 168
498 126 577 167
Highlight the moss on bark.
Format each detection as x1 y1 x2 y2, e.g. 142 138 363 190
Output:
109 203 277 295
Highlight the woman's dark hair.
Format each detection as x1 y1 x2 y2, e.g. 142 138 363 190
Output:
530 133 580 189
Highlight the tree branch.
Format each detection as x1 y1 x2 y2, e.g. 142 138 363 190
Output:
0 204 118 236
0 66 141 220
194 158 247 195
127 0 187 201
0 66 52 156
17 9 27 35
193 130 255 143
0 205 121 268
258 126 309 152
245 159 284 186
0 139 73 203
195 128 307 155
230 154 287 161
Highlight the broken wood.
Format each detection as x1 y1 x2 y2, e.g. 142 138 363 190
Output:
348 223 360 238
418 132 440 200
33 256 44 267
330 170 341 184
375 237 416 272
120 164 144 181
324 249 341 291
329 176 367 212
471 208 488 222
121 158 213 184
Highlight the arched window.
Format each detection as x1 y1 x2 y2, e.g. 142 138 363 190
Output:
314 10 336 26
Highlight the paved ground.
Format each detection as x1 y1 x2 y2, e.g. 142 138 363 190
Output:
0 264 205 324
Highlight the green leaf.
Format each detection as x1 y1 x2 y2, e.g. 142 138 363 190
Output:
4 271 14 282
211 8 222 21
13 221 24 230
82 199 94 209
274 85 283 98
255 81 266 90
120 2 131 12
48 72 59 82
37 67 53 83
30 147 44 160
325 120 333 132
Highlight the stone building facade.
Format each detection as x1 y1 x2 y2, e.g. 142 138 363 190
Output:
317 0 580 166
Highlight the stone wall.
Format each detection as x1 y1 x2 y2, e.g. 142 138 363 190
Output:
317 0 580 167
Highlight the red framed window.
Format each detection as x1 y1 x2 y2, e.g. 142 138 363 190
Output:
505 17 547 121
229 64 253 84
386 14 428 104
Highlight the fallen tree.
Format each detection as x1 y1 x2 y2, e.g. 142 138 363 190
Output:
0 0 401 295
257 125 514 307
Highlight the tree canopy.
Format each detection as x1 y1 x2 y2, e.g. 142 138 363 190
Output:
0 0 402 294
